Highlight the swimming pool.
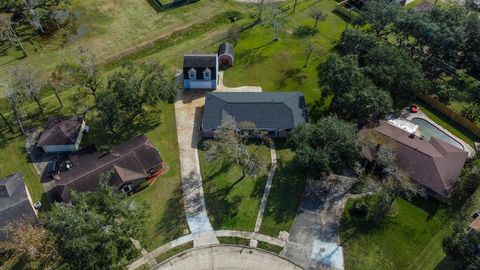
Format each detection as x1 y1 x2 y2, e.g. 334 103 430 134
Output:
411 118 464 150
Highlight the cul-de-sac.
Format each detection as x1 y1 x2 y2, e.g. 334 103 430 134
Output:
0 0 480 269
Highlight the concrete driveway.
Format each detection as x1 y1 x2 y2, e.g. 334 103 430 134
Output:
283 176 357 270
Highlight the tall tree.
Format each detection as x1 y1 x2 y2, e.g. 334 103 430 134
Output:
355 0 404 37
3 85 25 135
339 29 377 56
265 7 284 41
362 43 428 101
57 51 101 100
204 116 267 178
308 7 327 30
302 40 322 68
0 13 26 55
10 65 44 113
463 13 480 77
106 60 178 115
43 175 149 270
288 115 360 176
249 0 265 22
95 89 123 133
47 71 64 107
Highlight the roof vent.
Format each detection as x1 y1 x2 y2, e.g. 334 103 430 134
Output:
409 133 415 139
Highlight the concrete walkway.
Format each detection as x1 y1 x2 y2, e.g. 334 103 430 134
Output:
153 245 303 270
174 89 218 247
128 230 287 270
251 141 277 247
283 175 357 270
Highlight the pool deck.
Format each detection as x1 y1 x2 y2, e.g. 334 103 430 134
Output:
402 109 476 158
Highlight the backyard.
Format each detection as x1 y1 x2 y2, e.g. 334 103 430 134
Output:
340 196 454 270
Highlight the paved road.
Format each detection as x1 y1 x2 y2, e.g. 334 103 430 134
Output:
153 245 303 270
174 90 218 247
283 176 357 270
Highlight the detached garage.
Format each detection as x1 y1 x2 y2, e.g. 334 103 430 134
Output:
38 116 86 153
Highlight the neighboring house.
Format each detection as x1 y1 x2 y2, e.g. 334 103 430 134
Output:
38 116 86 153
183 54 218 90
54 135 164 202
218 42 234 68
0 173 38 241
201 92 308 138
371 122 468 200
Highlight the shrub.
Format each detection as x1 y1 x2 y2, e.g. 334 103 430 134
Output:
461 104 480 122
293 26 317 38
436 86 457 105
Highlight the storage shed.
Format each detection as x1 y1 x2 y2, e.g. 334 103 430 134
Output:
218 42 234 68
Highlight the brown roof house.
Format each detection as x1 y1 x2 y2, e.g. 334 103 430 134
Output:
0 173 38 241
373 122 468 199
38 116 86 153
54 135 163 202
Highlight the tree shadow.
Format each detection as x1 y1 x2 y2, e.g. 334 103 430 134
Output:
277 68 308 88
292 26 317 38
236 40 276 67
308 98 330 122
155 184 189 243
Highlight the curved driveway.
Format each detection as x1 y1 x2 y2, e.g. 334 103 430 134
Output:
153 245 302 270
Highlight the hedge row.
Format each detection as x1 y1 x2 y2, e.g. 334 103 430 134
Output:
418 94 480 137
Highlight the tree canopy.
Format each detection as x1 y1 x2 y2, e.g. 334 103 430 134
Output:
288 115 360 176
443 224 480 268
43 176 149 270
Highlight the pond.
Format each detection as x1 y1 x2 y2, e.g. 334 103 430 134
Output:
411 118 464 150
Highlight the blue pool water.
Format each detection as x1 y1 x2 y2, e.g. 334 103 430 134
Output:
411 118 464 150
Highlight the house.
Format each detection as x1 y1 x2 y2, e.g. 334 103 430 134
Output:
38 116 86 153
54 135 164 202
372 122 468 199
0 173 38 241
218 42 234 68
183 54 218 90
201 92 308 138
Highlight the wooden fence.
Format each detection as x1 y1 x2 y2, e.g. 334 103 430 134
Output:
417 94 480 138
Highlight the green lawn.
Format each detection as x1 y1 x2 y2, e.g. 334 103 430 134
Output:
260 142 305 237
257 241 283 254
218 236 251 245
0 0 244 79
155 241 193 263
199 140 271 231
341 196 452 270
222 0 347 117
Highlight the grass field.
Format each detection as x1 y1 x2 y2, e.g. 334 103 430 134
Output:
155 241 193 263
0 0 244 79
199 140 271 231
340 196 452 270
260 142 305 237
222 0 347 117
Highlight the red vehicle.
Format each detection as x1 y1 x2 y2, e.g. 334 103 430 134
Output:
410 105 418 113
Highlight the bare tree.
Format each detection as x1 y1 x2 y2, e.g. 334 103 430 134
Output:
0 13 26 55
57 50 101 100
1 82 25 135
10 65 44 113
48 72 64 107
227 23 241 47
266 7 284 41
24 0 45 33
204 116 267 178
302 40 322 68
292 0 299 13
249 0 266 22
309 7 327 30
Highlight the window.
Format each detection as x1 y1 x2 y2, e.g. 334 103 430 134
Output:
203 68 211 80
121 184 133 195
188 68 196 80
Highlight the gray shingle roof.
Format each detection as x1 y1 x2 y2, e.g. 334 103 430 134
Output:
202 92 307 130
55 135 163 202
38 116 84 146
0 173 37 241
